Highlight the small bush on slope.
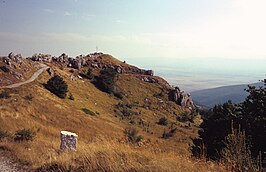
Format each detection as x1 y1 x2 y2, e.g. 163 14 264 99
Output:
158 117 168 126
14 129 36 142
45 75 68 99
81 108 96 116
0 65 10 73
0 91 10 99
124 127 143 143
0 130 10 140
94 67 124 99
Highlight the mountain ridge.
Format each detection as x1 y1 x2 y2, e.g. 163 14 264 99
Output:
191 82 263 108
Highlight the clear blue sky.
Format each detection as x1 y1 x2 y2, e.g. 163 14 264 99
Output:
1 0 266 61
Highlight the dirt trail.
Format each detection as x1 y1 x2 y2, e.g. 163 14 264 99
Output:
0 64 49 89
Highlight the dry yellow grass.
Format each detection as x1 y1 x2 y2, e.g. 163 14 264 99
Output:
0 57 226 171
0 136 225 171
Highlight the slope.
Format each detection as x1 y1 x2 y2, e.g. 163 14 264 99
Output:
0 53 224 171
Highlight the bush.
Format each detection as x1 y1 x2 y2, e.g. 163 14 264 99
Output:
0 91 10 99
95 68 117 93
115 103 137 117
0 66 10 73
85 68 94 80
176 111 196 122
24 94 33 101
94 68 123 99
45 75 68 98
82 108 96 116
113 91 124 99
162 128 177 139
14 129 36 142
0 131 9 140
158 117 168 126
79 69 95 81
124 127 143 143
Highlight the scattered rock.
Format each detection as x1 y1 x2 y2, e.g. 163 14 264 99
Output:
47 68 55 77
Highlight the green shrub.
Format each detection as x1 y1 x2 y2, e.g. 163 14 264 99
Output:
124 127 143 143
0 131 9 140
158 117 168 126
115 103 136 117
45 75 68 98
0 91 10 99
94 68 123 99
24 94 33 101
82 108 96 116
113 91 124 99
14 129 36 142
176 112 195 122
79 69 95 80
94 68 116 93
0 66 10 73
162 128 177 139
85 68 94 80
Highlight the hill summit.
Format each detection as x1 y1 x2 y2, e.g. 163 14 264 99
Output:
0 52 223 171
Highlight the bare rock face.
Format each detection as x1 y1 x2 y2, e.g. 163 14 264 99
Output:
31 53 52 62
4 52 23 65
60 131 78 152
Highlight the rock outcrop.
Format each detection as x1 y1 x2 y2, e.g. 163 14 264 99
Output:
169 86 195 110
2 52 23 66
28 52 155 77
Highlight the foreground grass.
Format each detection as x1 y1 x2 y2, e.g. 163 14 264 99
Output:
0 136 225 172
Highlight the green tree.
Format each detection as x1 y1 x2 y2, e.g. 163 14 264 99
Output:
242 79 266 163
96 68 117 94
94 67 123 99
195 101 242 159
45 75 68 98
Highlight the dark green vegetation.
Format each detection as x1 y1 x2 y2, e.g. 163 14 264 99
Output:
14 129 36 142
194 79 265 168
0 91 10 99
0 65 10 73
124 127 143 143
115 102 137 118
93 68 123 99
158 117 168 126
0 130 9 140
81 108 96 116
221 126 262 171
45 75 68 99
162 128 177 139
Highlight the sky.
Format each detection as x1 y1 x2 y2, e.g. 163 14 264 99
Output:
0 0 266 61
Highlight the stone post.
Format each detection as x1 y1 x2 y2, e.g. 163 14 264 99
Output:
60 131 78 152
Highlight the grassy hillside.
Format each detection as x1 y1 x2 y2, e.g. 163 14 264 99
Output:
0 54 225 171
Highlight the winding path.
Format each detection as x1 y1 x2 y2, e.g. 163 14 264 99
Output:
0 64 49 89
0 64 49 171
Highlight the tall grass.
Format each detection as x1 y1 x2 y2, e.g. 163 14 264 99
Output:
221 123 262 172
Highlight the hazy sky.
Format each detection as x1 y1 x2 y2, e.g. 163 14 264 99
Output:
0 0 266 60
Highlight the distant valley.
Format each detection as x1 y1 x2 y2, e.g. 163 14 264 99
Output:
191 82 263 108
